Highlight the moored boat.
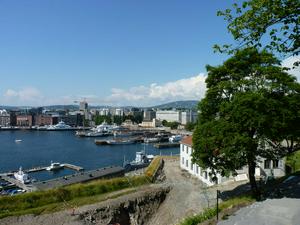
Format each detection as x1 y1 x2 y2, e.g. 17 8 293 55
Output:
107 139 135 145
13 167 31 184
46 161 63 171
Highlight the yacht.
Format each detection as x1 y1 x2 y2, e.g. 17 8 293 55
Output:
14 167 31 184
169 135 182 143
46 161 63 171
76 121 116 137
47 121 72 130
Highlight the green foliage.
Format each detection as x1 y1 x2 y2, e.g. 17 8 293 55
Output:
286 150 300 172
94 115 112 125
215 0 300 59
162 120 180 129
179 195 255 225
185 122 196 131
193 48 300 194
180 207 217 225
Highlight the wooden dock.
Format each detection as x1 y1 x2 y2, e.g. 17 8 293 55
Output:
62 163 84 171
154 143 180 149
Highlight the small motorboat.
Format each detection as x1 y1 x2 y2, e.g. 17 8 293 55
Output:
46 161 63 171
15 139 22 143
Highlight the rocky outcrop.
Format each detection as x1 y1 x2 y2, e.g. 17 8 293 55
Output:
79 185 171 225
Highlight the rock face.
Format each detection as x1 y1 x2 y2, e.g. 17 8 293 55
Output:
79 186 171 225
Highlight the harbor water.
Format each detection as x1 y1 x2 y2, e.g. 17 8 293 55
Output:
0 130 179 181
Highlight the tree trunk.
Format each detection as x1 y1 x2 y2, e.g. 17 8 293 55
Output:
248 160 260 199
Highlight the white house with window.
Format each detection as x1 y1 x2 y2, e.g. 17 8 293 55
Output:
180 136 286 186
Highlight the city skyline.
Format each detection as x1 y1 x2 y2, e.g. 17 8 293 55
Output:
0 1 299 107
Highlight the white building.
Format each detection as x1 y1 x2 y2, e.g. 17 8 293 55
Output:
156 110 181 123
113 108 124 116
180 136 285 186
140 119 162 128
99 108 110 116
181 111 198 125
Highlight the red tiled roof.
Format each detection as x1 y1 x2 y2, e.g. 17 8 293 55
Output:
181 135 193 146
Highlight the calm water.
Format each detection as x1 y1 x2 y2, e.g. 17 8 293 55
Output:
0 130 179 181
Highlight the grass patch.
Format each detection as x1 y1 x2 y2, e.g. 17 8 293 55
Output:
0 157 163 219
179 195 255 225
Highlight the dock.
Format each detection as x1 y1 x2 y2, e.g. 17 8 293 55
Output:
62 163 84 171
0 175 36 192
34 166 125 190
154 143 180 149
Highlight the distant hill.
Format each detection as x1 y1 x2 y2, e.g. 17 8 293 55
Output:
151 100 198 110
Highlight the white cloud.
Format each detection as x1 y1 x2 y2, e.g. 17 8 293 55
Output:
3 87 44 106
1 74 207 107
104 74 207 106
282 55 300 81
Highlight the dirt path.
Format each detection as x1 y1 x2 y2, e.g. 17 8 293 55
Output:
147 159 248 225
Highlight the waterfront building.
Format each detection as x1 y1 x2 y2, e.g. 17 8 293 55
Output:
16 115 33 127
140 118 162 128
180 136 285 186
0 109 10 127
156 110 181 123
35 115 53 126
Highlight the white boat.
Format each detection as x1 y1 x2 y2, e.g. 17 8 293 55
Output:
169 135 182 143
14 167 31 184
123 149 154 171
46 161 63 171
15 139 22 143
47 121 72 130
144 137 159 143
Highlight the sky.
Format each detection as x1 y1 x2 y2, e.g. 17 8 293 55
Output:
0 0 299 107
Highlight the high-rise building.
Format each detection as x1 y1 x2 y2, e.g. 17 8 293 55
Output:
79 101 88 111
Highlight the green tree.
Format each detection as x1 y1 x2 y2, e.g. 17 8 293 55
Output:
215 0 300 61
185 122 196 131
192 48 300 196
94 115 112 125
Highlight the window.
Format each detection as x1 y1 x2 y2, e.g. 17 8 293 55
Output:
203 171 207 179
196 166 199 174
190 163 193 171
264 160 271 169
182 157 184 165
273 160 279 168
186 159 189 168
186 146 189 154
181 145 184 152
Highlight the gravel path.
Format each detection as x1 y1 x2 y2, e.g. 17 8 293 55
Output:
147 159 248 225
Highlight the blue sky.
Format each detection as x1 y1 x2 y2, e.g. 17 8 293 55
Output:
0 0 298 106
